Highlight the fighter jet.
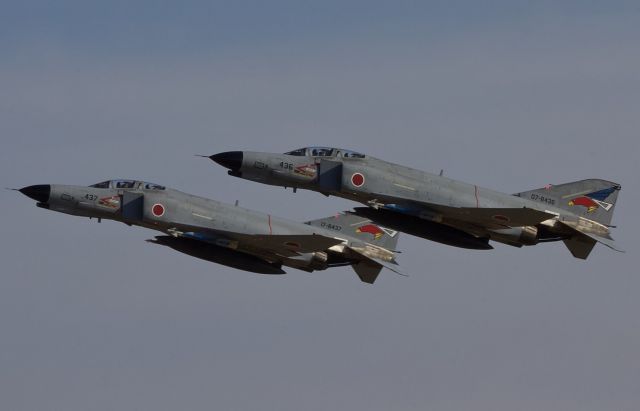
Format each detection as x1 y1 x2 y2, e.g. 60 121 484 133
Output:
17 179 402 284
210 147 622 259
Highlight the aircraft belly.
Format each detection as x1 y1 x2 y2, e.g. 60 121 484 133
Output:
352 207 492 250
148 236 286 274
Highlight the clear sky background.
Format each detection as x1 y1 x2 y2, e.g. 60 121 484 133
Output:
1 1 639 410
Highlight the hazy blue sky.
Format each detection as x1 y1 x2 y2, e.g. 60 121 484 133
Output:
1 2 639 410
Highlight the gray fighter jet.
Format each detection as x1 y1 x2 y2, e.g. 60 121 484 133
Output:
210 147 622 258
17 179 401 283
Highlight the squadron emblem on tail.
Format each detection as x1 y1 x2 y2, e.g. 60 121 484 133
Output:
567 186 618 213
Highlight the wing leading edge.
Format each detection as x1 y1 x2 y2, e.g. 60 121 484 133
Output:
433 206 557 228
235 234 345 257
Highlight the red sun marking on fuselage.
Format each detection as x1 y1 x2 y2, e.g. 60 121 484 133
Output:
152 203 165 217
351 173 365 187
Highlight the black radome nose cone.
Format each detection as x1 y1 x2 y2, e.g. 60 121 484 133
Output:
210 151 243 171
19 184 51 203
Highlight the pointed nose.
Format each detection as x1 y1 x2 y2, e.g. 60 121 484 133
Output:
210 151 243 171
19 184 51 203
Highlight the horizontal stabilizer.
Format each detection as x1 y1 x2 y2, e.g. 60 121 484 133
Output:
373 257 406 276
345 245 406 284
557 221 624 253
586 233 624 253
353 262 382 284
563 235 597 259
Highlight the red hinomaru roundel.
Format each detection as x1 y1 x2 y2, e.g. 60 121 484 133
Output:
351 173 365 187
151 203 165 217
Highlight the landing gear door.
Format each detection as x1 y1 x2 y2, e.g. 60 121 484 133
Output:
318 160 342 192
121 192 144 222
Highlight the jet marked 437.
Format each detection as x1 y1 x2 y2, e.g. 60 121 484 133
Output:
18 178 403 284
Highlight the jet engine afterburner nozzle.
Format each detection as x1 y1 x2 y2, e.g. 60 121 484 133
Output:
210 151 243 171
19 185 51 203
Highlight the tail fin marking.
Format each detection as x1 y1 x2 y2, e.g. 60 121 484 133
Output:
516 179 621 226
306 212 403 284
306 212 400 251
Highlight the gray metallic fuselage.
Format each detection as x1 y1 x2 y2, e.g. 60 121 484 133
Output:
211 149 618 252
25 181 395 275
234 152 561 213
41 184 318 236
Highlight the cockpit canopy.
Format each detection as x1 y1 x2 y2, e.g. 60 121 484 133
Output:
283 147 365 158
89 179 166 190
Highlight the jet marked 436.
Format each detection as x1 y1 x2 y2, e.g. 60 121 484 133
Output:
210 147 622 259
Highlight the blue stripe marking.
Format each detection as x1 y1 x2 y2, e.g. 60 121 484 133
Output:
586 187 617 201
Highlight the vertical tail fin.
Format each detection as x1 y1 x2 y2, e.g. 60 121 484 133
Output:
306 212 402 284
515 179 621 226
305 211 400 251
